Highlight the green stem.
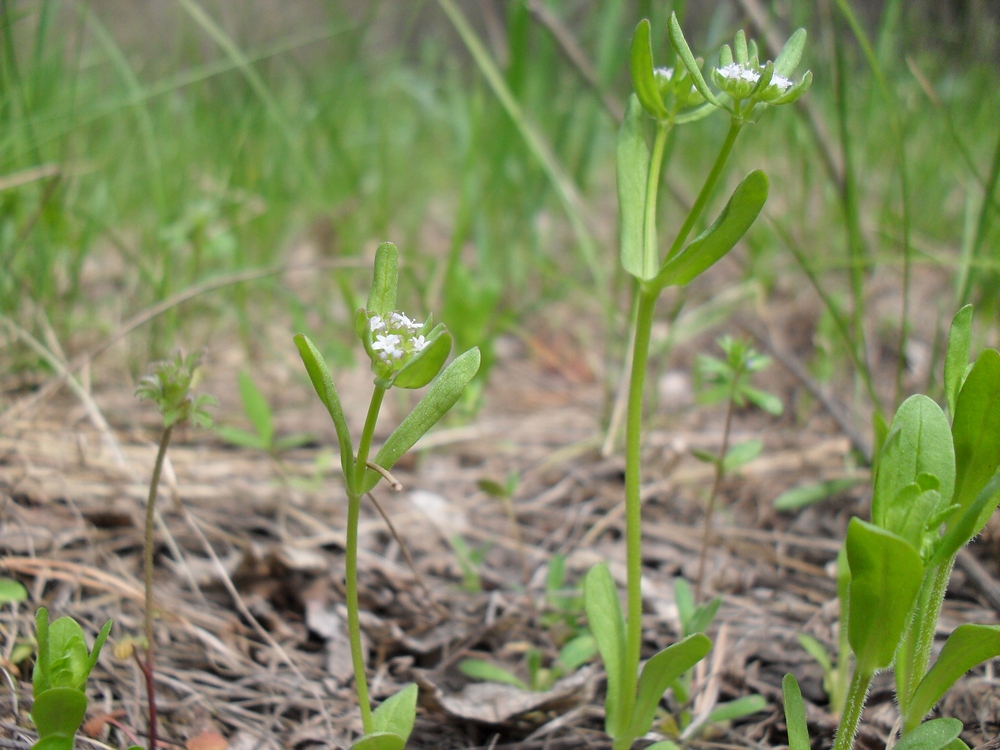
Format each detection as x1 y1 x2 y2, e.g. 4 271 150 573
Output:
661 118 741 267
622 289 658 724
345 385 386 735
143 424 173 750
833 666 873 750
346 489 373 734
898 561 952 727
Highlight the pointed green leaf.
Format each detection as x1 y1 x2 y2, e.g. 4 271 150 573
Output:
667 13 722 107
459 659 529 690
932 471 1000 566
782 674 810 750
950 349 1000 532
655 170 768 289
618 95 654 280
626 633 712 741
741 385 784 416
723 439 763 473
367 242 398 318
770 71 813 105
871 395 954 532
904 625 1000 730
85 619 113 679
371 683 418 741
774 29 807 77
773 478 863 511
393 331 452 389
688 597 721 636
557 634 598 672
706 694 767 723
31 687 87 740
366 348 480 491
845 518 923 674
630 20 669 120
797 633 832 672
944 305 973 418
216 426 269 451
895 718 963 750
238 371 273 444
351 732 405 750
294 334 356 487
584 562 627 738
34 608 51 696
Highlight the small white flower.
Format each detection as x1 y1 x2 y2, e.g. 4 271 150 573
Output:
369 314 385 332
411 335 428 353
372 333 402 358
717 62 760 84
655 66 674 79
770 73 793 92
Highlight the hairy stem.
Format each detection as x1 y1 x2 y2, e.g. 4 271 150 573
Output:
833 666 872 750
143 424 173 750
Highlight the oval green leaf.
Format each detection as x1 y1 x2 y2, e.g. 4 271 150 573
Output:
584 562 627 738
367 242 398 318
31 687 87 739
618 95 654 280
630 20 669 120
895 718 963 750
371 683 419 741
944 305 973 418
392 331 452 389
782 673 811 750
950 348 1000 532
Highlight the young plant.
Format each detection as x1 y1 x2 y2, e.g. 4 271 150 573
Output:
691 335 783 598
31 607 112 750
584 16 810 750
135 351 215 750
216 370 312 456
783 304 1000 750
459 633 597 693
295 242 480 750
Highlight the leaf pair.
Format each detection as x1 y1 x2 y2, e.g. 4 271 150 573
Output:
584 564 711 748
351 684 419 750
32 609 112 750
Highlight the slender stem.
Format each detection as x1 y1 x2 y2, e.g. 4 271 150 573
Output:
622 288 658 725
695 390 736 602
346 489 373 734
833 666 872 750
345 385 386 736
143 424 173 750
661 118 742 268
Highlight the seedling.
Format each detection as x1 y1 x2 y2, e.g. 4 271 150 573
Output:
30 607 112 750
459 633 597 692
296 242 480 749
691 335 782 598
783 304 1000 750
217 370 312 455
135 351 215 750
584 16 809 750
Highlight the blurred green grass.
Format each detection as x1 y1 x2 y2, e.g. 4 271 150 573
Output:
1 0 998 408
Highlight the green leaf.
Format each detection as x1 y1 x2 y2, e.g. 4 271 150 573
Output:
734 29 749 64
905 625 1000 730
367 348 481 491
706 693 767 723
367 242 398 318
644 742 681 750
392 331 453 390
618 95 654 280
894 718 963 750
723 439 763 473
688 597 721 636
371 683 418 741
872 395 955 533
656 170 768 288
46 618 89 690
33 608 51 696
674 578 695 635
478 479 509 498
557 634 598 672
872 409 890 475
950 349 1000 532
294 334 356 488
626 633 712 741
0 577 27 604
845 518 923 674
932 471 1000 566
216 426 268 451
796 633 832 673
630 20 669 120
741 385 784 416
667 13 722 107
351 732 405 750
32 737 76 750
584 562 627 738
31 687 87 740
458 659 529 690
944 305 973 418
774 29 807 77
774 478 863 511
85 619 113 680
690 448 719 465
237 370 273 444
781 674 810 750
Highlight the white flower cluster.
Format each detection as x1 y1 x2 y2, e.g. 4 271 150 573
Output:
369 312 429 364
716 62 792 92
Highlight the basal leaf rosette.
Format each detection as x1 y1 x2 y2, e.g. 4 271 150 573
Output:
356 308 452 390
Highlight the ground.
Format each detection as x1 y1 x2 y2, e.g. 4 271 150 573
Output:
1 260 999 750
